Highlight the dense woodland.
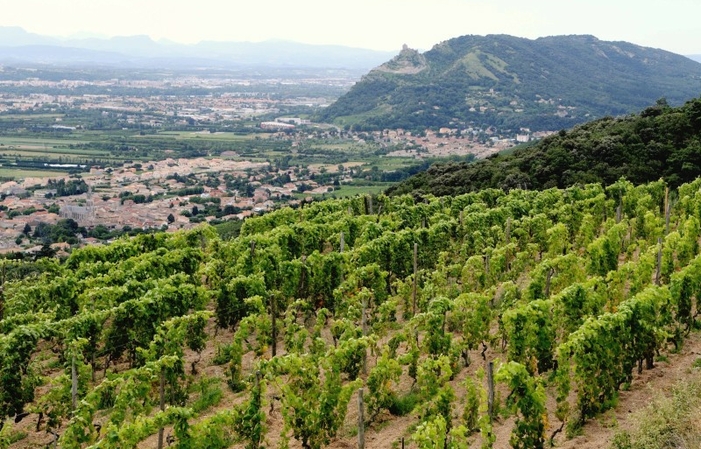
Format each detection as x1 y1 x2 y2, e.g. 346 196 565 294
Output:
1 176 701 448
388 96 701 197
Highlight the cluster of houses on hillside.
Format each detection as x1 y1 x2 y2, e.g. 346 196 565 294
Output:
0 156 339 254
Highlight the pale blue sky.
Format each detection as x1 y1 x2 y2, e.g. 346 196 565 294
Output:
1 0 699 54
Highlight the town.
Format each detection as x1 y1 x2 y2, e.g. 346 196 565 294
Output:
0 68 546 255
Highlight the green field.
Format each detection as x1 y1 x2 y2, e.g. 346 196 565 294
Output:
372 157 417 171
0 113 63 121
294 182 392 199
0 137 85 146
0 167 72 179
0 136 116 161
329 183 392 197
0 147 111 158
152 131 260 141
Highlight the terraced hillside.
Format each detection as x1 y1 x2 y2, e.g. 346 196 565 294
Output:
1 178 701 448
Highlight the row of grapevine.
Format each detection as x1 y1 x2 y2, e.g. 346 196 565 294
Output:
2 177 701 449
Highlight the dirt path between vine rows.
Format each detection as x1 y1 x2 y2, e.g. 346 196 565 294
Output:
12 325 701 449
320 330 701 449
554 330 701 449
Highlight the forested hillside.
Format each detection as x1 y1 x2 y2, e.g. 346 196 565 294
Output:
2 177 701 448
388 96 701 197
317 34 701 132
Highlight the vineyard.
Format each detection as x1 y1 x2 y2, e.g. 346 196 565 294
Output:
2 177 701 449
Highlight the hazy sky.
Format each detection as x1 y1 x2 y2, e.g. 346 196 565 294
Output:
1 0 700 54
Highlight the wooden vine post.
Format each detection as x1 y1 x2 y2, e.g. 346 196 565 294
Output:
299 255 307 296
358 388 365 449
157 368 166 449
545 268 555 298
487 361 495 421
506 217 512 270
71 354 78 412
0 262 5 321
340 230 345 284
655 237 662 286
361 295 368 375
412 242 418 315
91 351 96 383
271 294 277 357
664 186 671 235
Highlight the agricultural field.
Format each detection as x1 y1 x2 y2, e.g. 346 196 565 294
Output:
151 132 263 141
0 73 401 186
0 124 422 193
322 183 393 198
1 177 700 448
0 167 76 179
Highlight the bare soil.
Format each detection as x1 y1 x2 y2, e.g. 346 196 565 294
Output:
8 318 701 449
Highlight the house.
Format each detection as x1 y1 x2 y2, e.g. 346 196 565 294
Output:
260 121 295 130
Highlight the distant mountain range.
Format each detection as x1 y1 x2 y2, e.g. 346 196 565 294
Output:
0 26 395 72
317 34 701 132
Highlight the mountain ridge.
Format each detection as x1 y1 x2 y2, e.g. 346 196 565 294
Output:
0 26 396 71
317 34 701 132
